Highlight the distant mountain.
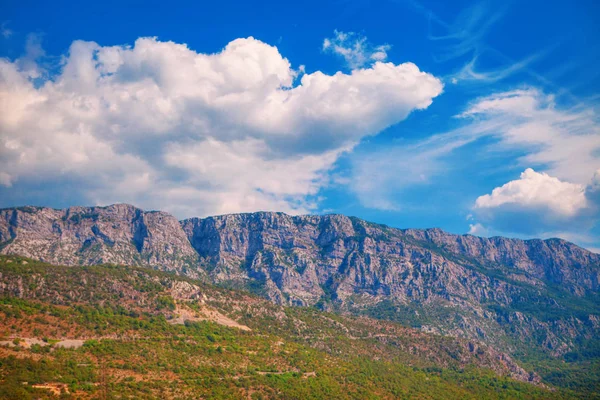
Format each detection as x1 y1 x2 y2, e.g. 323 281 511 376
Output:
1 204 599 363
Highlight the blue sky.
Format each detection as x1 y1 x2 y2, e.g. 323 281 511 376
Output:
1 0 599 251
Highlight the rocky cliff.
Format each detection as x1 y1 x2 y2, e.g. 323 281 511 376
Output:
0 204 200 277
1 204 599 358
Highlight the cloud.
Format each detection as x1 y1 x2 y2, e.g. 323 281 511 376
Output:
348 87 600 241
350 133 471 210
414 0 558 86
459 89 600 184
452 50 545 83
1 22 12 39
0 36 442 217
474 168 588 217
462 90 600 240
323 30 391 69
427 0 504 63
467 223 488 235
471 168 598 235
15 33 46 80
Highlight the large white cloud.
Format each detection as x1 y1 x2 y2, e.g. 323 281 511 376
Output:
0 36 443 217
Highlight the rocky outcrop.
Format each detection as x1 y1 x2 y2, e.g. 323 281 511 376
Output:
181 213 599 304
0 204 200 276
402 228 600 295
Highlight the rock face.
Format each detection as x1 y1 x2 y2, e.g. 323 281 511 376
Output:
0 204 200 277
1 204 599 356
182 213 600 300
180 212 600 356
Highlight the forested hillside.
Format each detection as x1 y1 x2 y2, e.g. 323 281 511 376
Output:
2 256 594 399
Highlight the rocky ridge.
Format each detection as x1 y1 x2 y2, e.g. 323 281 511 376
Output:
0 204 200 277
1 204 599 358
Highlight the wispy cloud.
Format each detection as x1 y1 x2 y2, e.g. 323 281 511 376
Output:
403 0 600 123
323 30 391 69
458 88 600 183
427 1 506 63
1 22 12 39
404 0 559 87
453 49 548 83
350 131 473 210
349 87 600 241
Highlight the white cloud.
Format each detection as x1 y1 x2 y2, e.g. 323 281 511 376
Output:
348 87 600 241
452 50 545 84
427 1 503 63
475 168 588 218
420 0 565 89
460 89 600 184
474 168 588 217
472 169 599 236
323 30 391 69
468 223 488 235
0 36 442 217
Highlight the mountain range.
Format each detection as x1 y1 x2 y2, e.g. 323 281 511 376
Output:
1 203 599 388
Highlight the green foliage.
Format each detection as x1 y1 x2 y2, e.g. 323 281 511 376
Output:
155 295 176 311
0 255 596 399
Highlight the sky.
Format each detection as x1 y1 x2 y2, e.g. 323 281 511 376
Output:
0 0 599 252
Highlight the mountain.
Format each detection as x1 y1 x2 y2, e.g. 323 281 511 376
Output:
1 203 599 389
0 255 578 399
182 212 600 359
0 204 199 277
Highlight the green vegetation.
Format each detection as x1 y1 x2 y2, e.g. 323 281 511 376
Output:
0 255 596 399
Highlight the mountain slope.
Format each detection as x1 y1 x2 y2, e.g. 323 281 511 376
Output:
0 255 581 399
181 212 600 360
1 204 599 364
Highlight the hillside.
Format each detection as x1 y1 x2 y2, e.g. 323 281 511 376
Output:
0 255 589 399
0 204 599 394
